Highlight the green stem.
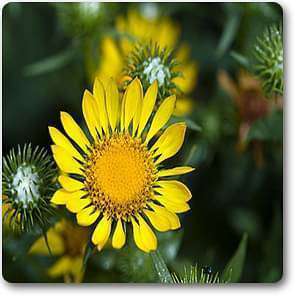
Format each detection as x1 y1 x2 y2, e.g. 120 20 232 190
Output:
150 250 173 283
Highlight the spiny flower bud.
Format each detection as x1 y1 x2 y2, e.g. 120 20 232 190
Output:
253 24 283 97
2 144 57 232
172 265 222 284
123 42 182 103
55 2 114 37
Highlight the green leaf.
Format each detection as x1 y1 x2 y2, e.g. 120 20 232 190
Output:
171 116 202 132
157 230 183 263
23 48 76 76
221 233 248 283
42 229 52 257
82 240 95 269
230 51 251 70
216 13 241 58
150 250 173 283
247 110 283 142
185 119 202 132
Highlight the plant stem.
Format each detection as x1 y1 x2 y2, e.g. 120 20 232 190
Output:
150 250 173 283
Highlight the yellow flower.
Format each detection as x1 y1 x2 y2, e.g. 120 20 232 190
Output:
94 10 198 116
49 77 194 252
29 219 88 283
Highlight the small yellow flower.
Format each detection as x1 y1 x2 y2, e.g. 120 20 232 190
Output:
29 219 88 283
94 10 198 116
49 77 194 252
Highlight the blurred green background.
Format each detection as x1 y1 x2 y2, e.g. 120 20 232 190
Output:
2 2 283 283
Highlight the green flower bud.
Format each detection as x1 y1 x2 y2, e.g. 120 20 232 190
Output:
124 42 182 103
2 144 57 232
253 24 283 97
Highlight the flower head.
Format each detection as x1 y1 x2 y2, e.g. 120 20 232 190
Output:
94 9 198 116
49 77 194 252
29 219 88 283
2 144 56 232
218 69 282 143
218 69 283 167
55 2 110 37
124 43 180 102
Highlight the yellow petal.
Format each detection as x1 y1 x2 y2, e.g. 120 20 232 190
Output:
91 216 112 250
144 209 170 232
51 188 68 205
120 88 126 131
137 215 157 251
155 195 191 213
152 123 186 165
48 126 82 160
173 97 194 117
157 166 195 178
97 37 124 80
105 79 120 131
66 191 91 213
48 256 71 278
58 175 84 192
82 90 100 140
122 78 143 131
145 95 176 144
93 78 109 135
132 95 142 136
51 145 83 175
149 203 181 230
173 62 198 93
112 219 126 249
137 80 158 137
131 218 150 252
76 206 100 226
70 256 84 283
29 228 65 256
60 111 90 152
155 180 192 202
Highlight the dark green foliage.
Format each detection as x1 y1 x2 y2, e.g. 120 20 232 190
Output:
171 233 247 284
247 110 283 142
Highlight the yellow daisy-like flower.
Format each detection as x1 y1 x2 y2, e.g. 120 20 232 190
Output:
29 219 88 283
49 77 194 252
93 10 198 116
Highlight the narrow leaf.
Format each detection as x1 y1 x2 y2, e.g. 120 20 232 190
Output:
230 51 251 70
221 233 248 283
82 240 95 269
216 13 241 58
42 229 53 257
23 48 76 76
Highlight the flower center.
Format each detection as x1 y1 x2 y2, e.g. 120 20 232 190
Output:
85 134 157 220
11 165 40 208
143 57 170 86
